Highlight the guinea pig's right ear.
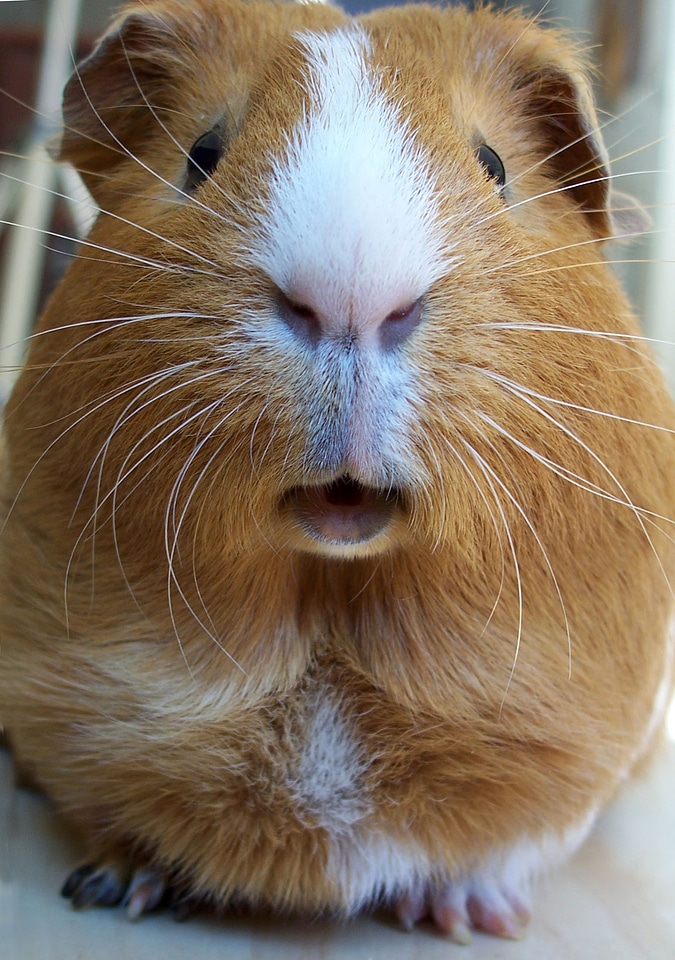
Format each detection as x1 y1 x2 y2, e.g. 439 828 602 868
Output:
56 7 184 200
518 54 648 241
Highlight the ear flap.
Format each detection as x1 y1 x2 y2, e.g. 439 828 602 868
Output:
516 51 647 241
519 64 613 238
56 7 187 198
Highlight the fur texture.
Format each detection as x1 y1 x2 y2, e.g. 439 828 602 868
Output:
1 0 674 940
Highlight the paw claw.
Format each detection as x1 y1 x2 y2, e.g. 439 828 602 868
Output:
467 895 525 940
122 867 167 920
63 862 127 909
60 864 95 900
431 903 472 945
395 891 427 932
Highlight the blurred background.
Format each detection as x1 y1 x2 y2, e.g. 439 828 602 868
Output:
0 0 674 386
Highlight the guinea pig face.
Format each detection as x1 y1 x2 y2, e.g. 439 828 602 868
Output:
44 0 633 565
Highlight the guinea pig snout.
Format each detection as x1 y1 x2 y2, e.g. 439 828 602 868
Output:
276 288 424 351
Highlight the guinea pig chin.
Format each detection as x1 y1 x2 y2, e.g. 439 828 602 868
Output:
279 477 404 557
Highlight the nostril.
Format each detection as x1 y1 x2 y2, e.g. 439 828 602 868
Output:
380 297 424 350
277 290 321 345
276 288 425 349
385 300 421 325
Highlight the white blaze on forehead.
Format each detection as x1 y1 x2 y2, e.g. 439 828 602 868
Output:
251 25 451 325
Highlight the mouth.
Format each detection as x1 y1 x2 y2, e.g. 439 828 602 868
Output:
282 476 401 548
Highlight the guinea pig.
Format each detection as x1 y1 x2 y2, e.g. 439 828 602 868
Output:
1 0 674 944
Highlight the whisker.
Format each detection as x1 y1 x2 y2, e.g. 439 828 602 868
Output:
59 362 198 632
0 212 222 290
433 426 508 637
3 358 200 540
473 370 674 591
481 168 664 237
82 365 239 530
457 438 525 700
500 102 665 202
477 365 675 435
249 398 276 477
116 34 245 222
163 396 253 672
501 254 673 279
0 165 230 277
113 398 231 664
410 420 449 554
453 403 572 673
10 309 221 364
166 391 252 554
477 321 675 352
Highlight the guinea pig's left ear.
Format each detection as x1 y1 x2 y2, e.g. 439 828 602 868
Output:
522 63 647 240
55 4 192 200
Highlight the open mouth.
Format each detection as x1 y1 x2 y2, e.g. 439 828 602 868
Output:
283 476 400 546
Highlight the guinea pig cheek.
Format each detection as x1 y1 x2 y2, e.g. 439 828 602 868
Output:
281 478 401 554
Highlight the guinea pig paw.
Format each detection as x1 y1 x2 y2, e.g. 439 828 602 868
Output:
395 878 531 943
61 857 168 919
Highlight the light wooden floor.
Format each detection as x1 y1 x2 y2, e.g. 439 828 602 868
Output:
2 727 674 960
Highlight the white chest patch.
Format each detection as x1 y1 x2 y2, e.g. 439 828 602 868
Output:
249 25 452 331
286 686 372 833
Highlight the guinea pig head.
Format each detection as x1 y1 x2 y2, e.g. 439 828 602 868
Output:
24 0 658 584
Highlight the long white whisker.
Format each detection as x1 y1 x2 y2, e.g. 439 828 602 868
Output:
163 393 254 670
109 396 231 669
84 365 237 530
477 365 675 435
475 371 674 592
458 438 525 698
0 163 229 277
2 360 198 536
451 401 573 675
477 321 675 353
62 364 202 633
0 212 220 285
116 36 246 223
480 171 667 254
434 426 508 637
499 93 665 201
6 312 220 419
167 392 252 556
498 256 674 278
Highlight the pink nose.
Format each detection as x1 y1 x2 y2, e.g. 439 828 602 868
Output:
276 289 424 351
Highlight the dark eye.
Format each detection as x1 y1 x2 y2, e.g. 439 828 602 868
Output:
185 129 224 192
476 144 506 192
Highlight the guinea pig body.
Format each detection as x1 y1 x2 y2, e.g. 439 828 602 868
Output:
1 0 674 941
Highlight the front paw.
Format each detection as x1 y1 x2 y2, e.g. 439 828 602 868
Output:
396 875 531 943
61 855 177 920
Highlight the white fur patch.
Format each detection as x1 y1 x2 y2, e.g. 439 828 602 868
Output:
323 807 599 914
326 829 432 913
286 688 371 833
249 25 452 336
477 805 600 895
